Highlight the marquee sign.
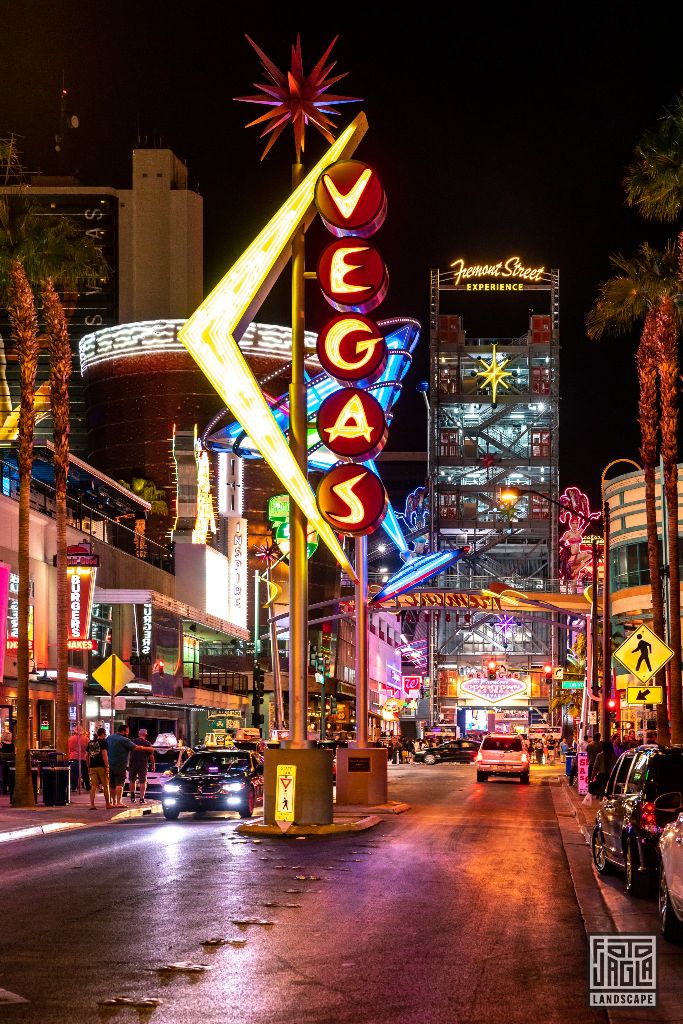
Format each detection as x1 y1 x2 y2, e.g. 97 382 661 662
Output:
65 543 98 651
459 675 528 704
314 160 387 238
317 463 387 536
449 256 546 291
317 387 387 460
316 314 387 386
318 237 388 313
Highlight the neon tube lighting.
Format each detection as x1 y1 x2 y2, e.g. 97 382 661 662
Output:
178 116 369 580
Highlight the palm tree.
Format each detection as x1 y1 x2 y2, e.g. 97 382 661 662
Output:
0 181 105 802
6 261 39 806
625 99 683 742
587 243 681 743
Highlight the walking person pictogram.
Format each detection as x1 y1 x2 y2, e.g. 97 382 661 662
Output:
632 633 652 674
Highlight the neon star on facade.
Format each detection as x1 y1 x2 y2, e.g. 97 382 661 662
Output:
475 345 514 405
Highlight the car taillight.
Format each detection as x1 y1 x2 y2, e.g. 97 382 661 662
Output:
640 801 657 834
521 752 528 764
476 751 483 762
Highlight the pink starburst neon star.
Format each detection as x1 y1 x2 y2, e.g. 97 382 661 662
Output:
235 34 361 161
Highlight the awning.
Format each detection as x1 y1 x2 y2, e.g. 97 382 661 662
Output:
94 588 250 641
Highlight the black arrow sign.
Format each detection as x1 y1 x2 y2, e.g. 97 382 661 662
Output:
636 689 651 701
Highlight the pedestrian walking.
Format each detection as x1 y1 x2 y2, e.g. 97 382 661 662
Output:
0 729 14 795
106 724 153 808
86 727 111 809
534 737 544 765
585 731 601 779
68 726 90 792
589 739 617 796
128 729 155 804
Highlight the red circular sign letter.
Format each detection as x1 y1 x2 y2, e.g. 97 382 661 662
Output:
317 387 388 461
316 314 387 386
317 463 387 536
318 238 388 314
315 160 387 238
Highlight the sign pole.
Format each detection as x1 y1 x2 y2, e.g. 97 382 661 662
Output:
287 160 309 749
110 655 115 739
355 535 369 747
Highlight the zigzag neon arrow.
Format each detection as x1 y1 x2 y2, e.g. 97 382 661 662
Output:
179 114 369 580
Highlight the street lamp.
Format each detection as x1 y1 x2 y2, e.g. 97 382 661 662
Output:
499 485 604 733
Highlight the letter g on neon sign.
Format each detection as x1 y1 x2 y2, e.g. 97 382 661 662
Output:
316 314 387 385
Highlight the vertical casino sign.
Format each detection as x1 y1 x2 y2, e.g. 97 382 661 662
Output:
314 161 390 536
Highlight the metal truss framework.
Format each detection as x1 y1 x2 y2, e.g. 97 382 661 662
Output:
428 267 560 719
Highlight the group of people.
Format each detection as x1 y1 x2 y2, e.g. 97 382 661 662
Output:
68 724 156 809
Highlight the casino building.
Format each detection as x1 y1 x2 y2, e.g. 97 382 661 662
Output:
427 259 560 734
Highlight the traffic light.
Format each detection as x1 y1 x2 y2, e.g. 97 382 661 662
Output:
329 696 338 714
607 697 617 711
252 660 265 728
487 659 497 680
543 663 553 679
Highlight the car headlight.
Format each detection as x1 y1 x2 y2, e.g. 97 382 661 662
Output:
163 783 180 793
222 782 245 793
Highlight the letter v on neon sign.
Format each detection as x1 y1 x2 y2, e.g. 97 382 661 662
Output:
179 113 368 581
322 167 373 220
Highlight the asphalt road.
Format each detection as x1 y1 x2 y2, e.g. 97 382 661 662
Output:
0 763 605 1024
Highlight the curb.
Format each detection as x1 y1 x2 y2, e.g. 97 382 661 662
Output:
236 814 382 837
0 800 161 845
334 801 410 815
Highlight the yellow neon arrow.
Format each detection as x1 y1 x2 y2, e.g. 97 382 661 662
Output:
179 114 368 581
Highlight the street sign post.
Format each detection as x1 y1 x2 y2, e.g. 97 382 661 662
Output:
92 655 135 736
625 685 664 705
612 624 674 684
274 764 296 833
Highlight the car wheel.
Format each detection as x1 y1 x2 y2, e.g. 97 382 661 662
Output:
625 839 649 897
163 808 179 821
660 863 683 942
476 771 488 783
592 825 613 875
239 788 255 819
520 772 530 784
424 754 437 765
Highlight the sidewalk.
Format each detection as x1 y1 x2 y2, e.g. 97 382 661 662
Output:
0 790 161 844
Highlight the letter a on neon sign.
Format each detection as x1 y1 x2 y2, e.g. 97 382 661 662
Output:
325 394 373 443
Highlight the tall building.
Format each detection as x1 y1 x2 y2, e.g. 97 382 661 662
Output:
0 148 202 457
428 260 560 735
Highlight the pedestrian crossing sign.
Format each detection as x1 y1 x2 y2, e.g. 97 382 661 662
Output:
612 623 674 684
274 764 296 832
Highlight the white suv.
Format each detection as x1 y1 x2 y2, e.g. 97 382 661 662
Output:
476 733 530 784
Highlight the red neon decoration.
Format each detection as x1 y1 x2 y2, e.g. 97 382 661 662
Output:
314 160 387 238
316 314 387 386
558 486 602 582
317 463 387 536
317 237 388 314
317 387 388 460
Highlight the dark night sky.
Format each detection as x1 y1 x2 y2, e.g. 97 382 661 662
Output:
1 3 683 507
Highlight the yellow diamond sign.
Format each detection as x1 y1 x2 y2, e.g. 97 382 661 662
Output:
612 624 674 684
92 654 135 696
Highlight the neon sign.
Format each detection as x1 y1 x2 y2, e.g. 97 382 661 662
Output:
315 160 387 238
316 314 387 385
558 487 602 582
449 256 546 290
178 115 370 582
475 346 514 406
317 387 387 460
458 676 528 704
318 238 388 313
317 464 387 535
370 548 470 604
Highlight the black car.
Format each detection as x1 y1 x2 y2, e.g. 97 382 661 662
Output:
592 745 683 896
414 739 480 765
160 749 264 820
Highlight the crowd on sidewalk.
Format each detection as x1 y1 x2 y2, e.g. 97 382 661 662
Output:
0 724 157 810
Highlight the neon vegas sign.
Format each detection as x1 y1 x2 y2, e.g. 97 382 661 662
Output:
449 256 546 291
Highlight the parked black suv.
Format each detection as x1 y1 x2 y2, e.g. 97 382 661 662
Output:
592 745 683 896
